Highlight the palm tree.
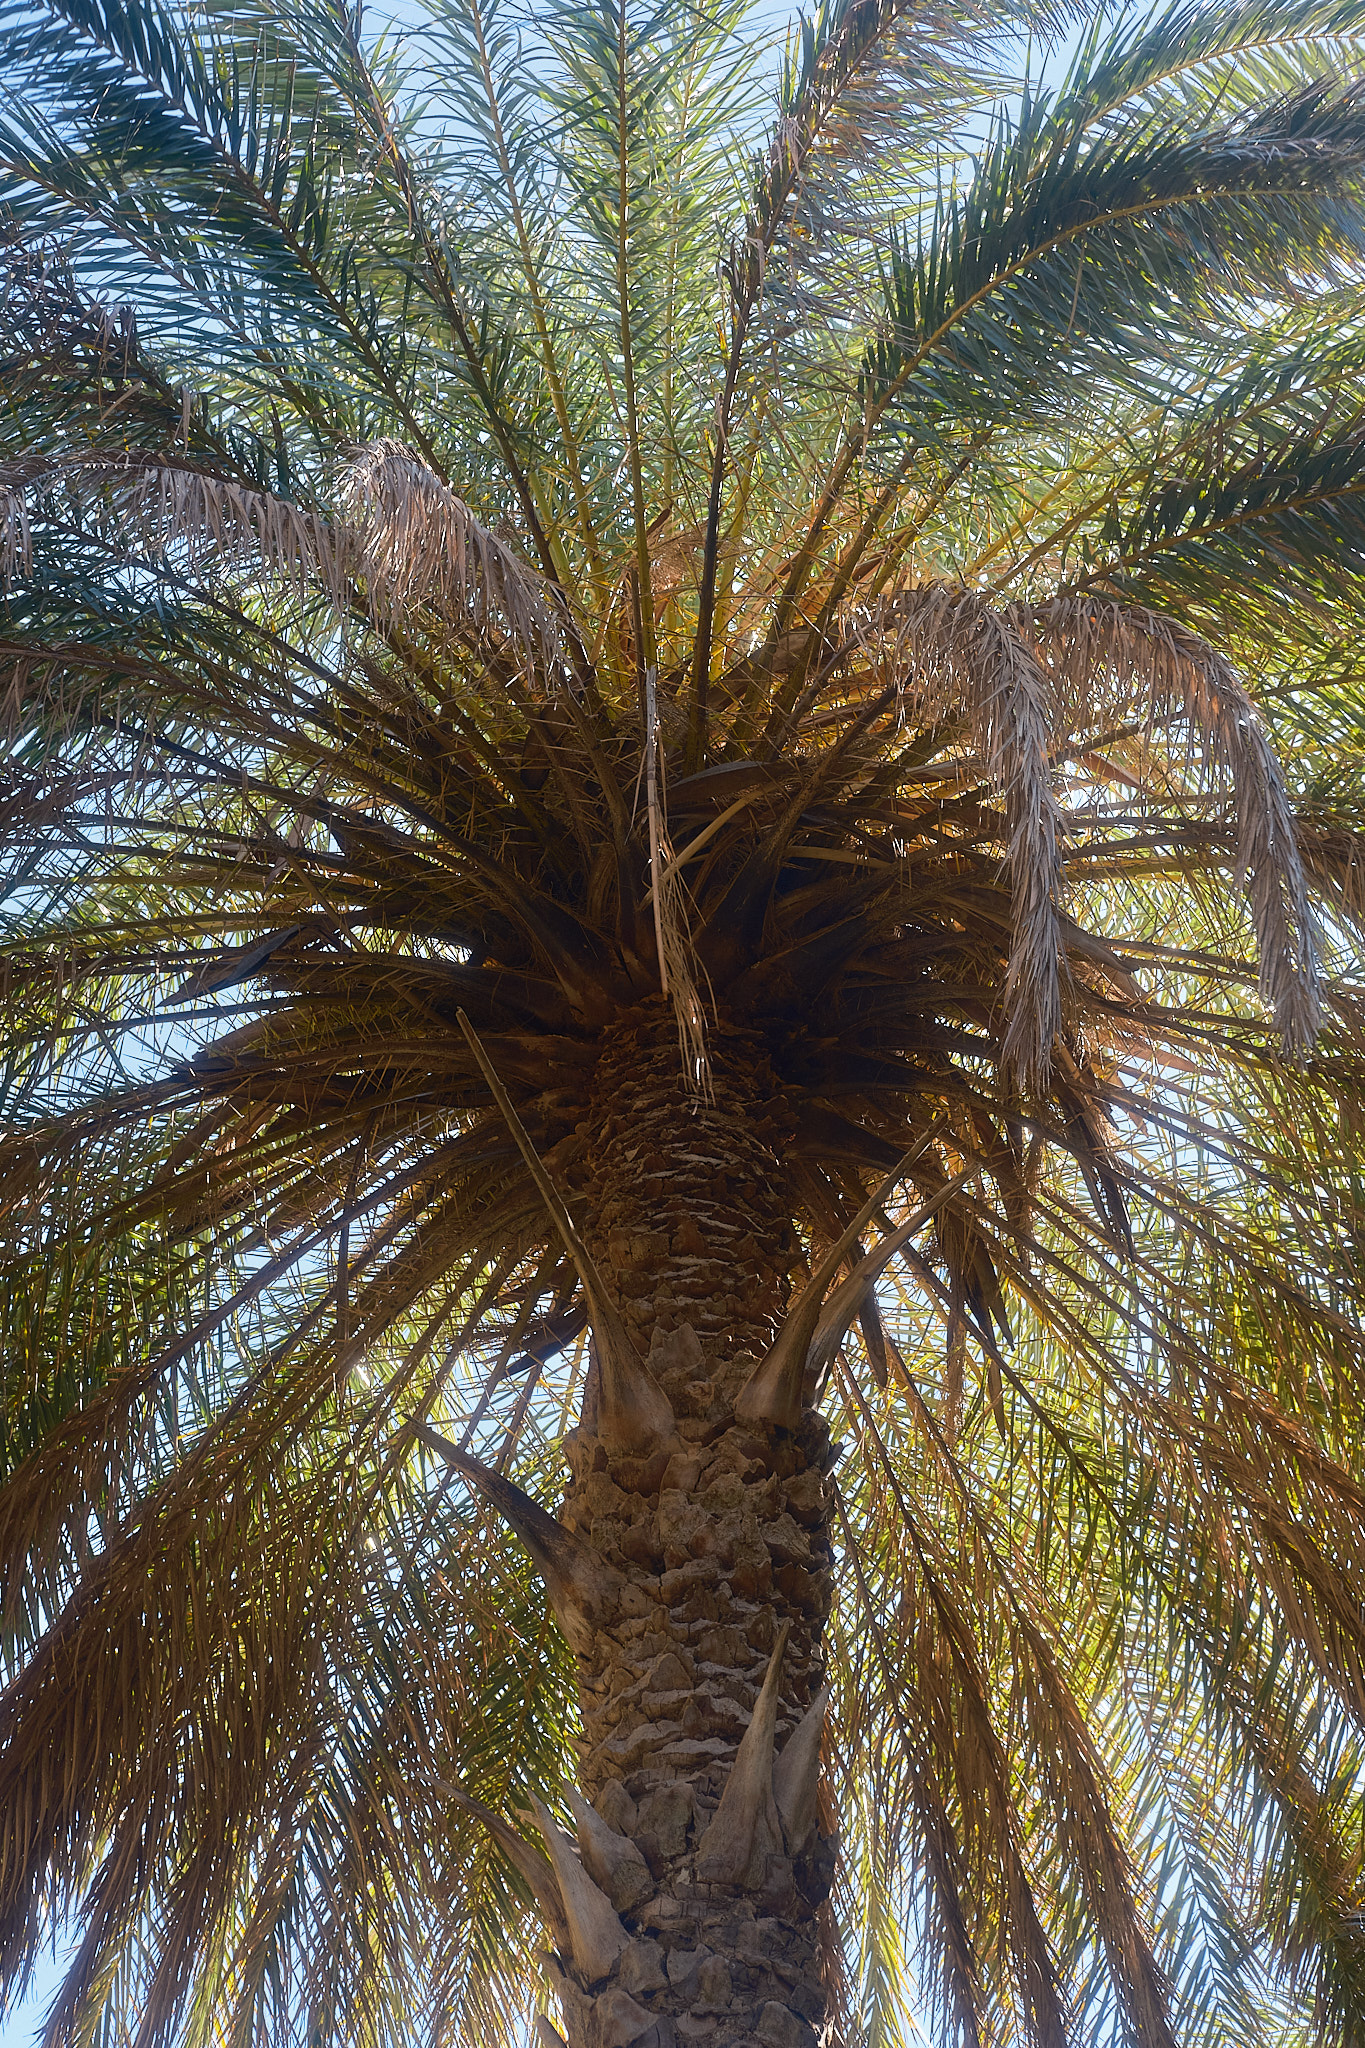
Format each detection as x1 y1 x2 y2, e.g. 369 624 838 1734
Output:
7 0 1365 2040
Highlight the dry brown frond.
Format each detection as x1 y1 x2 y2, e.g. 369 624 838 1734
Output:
337 440 564 666
0 453 346 602
0 442 564 675
1024 597 1322 1053
865 586 1067 1087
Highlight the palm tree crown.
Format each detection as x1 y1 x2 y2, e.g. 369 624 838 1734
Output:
6 0 1365 2042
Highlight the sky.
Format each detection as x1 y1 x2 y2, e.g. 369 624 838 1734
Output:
1 1949 69 2048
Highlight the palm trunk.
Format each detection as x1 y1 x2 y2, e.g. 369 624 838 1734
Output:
534 1008 836 2048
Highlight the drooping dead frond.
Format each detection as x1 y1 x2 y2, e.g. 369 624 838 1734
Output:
0 443 564 674
1025 597 1322 1054
0 451 347 600
872 585 1068 1088
1296 819 1365 935
337 440 564 667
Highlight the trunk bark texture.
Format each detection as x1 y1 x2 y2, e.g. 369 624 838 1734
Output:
534 1007 838 2048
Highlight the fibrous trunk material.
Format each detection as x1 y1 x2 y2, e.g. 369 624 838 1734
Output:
494 1008 841 2048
